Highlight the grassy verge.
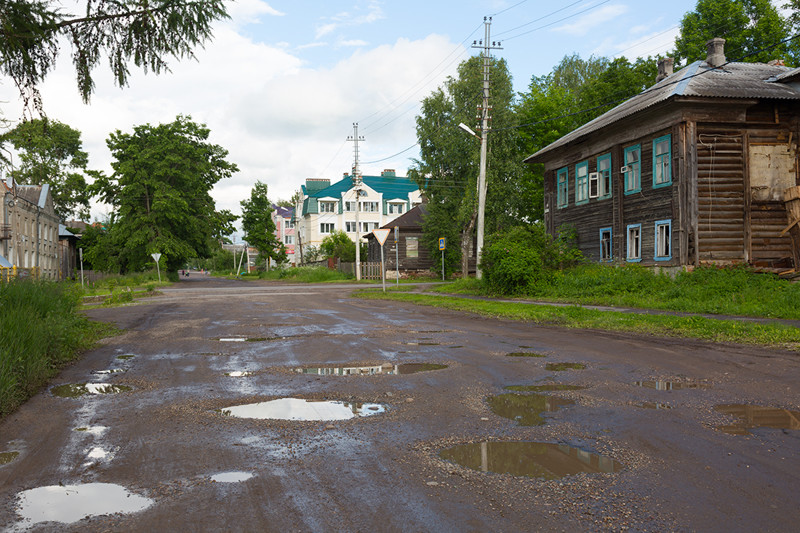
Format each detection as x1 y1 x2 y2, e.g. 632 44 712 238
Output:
432 264 800 320
356 291 800 350
0 280 118 418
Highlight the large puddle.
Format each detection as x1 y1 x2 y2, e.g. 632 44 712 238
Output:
487 393 574 426
220 398 386 421
439 441 622 480
14 483 152 526
295 363 447 376
634 380 711 390
715 404 800 435
51 383 132 398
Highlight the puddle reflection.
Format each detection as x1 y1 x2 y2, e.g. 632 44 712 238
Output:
715 404 800 435
295 363 447 376
225 371 254 377
634 402 673 410
14 483 152 526
211 471 254 483
51 383 132 398
634 380 711 390
439 441 622 480
220 398 386 421
91 369 125 375
488 393 574 426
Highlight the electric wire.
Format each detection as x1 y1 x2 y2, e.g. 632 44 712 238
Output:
494 0 591 37
501 0 612 42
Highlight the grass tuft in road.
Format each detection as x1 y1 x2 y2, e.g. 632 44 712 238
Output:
355 291 800 350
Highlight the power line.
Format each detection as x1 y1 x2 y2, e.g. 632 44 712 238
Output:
501 0 611 42
494 0 590 37
491 0 530 18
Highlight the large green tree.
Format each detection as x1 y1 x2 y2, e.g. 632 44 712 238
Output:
93 115 237 272
674 0 792 65
410 55 526 276
1 118 94 220
1 0 229 107
240 180 280 264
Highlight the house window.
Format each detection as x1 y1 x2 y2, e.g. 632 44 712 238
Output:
361 201 379 213
320 201 336 213
655 220 672 260
624 145 641 194
599 227 612 261
284 235 294 245
597 154 611 198
406 236 419 258
320 223 335 234
575 162 589 204
388 203 405 215
345 201 356 212
346 221 357 232
556 168 568 208
361 222 379 233
653 134 672 187
285 219 294 229
626 224 641 262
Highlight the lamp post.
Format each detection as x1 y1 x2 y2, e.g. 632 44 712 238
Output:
458 122 487 279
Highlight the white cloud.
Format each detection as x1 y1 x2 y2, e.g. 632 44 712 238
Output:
339 39 369 47
552 4 628 36
226 0 285 24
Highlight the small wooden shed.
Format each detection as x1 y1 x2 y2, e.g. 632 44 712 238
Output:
366 205 433 274
525 38 800 271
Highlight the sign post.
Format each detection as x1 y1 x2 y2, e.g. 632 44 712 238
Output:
151 253 162 283
393 226 400 287
438 237 446 281
372 228 391 292
79 247 84 289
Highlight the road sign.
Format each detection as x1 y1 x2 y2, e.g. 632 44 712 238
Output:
438 237 446 250
151 253 162 283
151 253 161 263
373 228 391 246
394 226 399 243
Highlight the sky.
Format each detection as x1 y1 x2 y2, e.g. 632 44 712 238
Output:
0 0 703 230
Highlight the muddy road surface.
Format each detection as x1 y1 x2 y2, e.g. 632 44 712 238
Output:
2 276 800 531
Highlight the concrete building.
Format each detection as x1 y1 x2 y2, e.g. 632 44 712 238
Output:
1 182 60 279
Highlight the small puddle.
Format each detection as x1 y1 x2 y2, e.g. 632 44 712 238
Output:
218 337 246 342
487 393 574 426
211 471 254 483
634 380 711 390
439 441 622 480
295 363 447 376
91 369 125 375
715 404 800 435
74 426 108 436
404 342 440 346
51 383 132 398
14 483 152 526
505 384 585 392
219 398 386 421
546 363 586 371
116 354 135 360
634 402 673 410
225 371 254 377
1 451 20 465
506 352 546 358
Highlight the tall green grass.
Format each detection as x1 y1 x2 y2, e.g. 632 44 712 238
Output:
254 266 354 283
0 280 110 417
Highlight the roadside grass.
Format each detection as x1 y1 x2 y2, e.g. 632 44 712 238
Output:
433 264 800 320
356 291 800 350
81 270 169 297
253 266 355 283
0 280 118 418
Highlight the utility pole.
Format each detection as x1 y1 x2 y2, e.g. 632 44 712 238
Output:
471 17 501 279
347 123 365 280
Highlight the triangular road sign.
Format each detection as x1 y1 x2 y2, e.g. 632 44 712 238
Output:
373 228 391 246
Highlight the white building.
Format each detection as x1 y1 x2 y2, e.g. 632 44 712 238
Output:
1 182 61 279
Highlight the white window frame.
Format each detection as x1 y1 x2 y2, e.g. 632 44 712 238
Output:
319 201 336 213
283 235 294 245
360 201 379 213
345 221 357 233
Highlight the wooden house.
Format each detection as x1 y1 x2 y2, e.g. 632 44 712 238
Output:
525 38 800 270
366 205 434 274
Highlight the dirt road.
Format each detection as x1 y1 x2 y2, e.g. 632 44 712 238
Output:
1 276 799 531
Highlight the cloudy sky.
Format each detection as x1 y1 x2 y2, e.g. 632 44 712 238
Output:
1 0 701 227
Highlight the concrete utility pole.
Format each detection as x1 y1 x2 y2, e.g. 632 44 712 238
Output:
471 17 501 279
347 123 365 280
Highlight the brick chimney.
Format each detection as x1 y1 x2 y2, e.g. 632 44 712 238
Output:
705 38 726 67
656 57 674 82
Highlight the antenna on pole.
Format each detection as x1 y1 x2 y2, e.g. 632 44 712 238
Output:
347 123 365 280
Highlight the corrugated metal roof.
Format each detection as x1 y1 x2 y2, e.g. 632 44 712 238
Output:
526 60 800 163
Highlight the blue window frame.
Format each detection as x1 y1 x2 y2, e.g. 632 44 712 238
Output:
575 161 589 205
624 145 641 194
597 153 612 199
557 167 568 208
626 224 641 262
653 134 672 188
599 227 612 261
654 219 672 261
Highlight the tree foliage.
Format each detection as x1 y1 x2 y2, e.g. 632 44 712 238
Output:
240 180 280 261
92 115 237 272
674 0 793 65
1 0 229 107
0 118 94 220
319 230 356 262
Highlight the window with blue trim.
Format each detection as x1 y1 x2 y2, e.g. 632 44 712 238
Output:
624 145 641 194
557 168 568 208
597 154 612 198
653 135 672 187
575 162 588 204
655 219 672 260
626 224 641 262
599 227 612 261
